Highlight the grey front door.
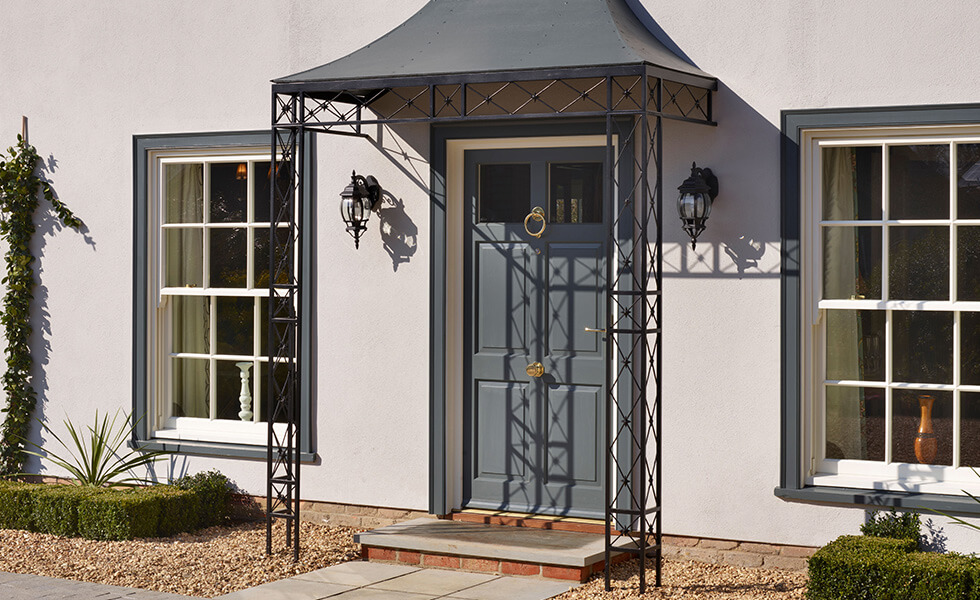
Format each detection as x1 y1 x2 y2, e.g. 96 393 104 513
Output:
463 145 607 519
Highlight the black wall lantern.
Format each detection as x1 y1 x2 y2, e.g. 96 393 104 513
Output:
677 162 718 250
340 170 381 248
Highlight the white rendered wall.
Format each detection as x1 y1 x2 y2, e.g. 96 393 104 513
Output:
0 0 431 511
645 0 980 552
2 0 980 552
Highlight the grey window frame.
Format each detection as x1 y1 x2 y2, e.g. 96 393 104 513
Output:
133 131 314 460
777 104 980 516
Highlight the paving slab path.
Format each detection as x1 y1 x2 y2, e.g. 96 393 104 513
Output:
0 562 576 600
216 562 576 600
0 570 204 600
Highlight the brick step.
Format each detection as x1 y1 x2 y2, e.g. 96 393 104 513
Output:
355 518 639 583
450 509 607 535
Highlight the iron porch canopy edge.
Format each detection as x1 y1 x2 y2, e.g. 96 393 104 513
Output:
270 62 717 96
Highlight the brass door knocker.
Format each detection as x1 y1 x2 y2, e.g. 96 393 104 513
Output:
523 206 546 238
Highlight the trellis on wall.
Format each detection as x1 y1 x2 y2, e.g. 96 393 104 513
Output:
266 0 716 591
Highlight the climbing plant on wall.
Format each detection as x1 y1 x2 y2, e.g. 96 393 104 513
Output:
0 134 82 476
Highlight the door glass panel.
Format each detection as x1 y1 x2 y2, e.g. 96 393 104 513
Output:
549 162 602 223
822 147 882 221
957 144 980 219
824 386 884 461
889 226 948 300
889 145 949 220
823 226 881 299
478 164 531 222
892 389 952 466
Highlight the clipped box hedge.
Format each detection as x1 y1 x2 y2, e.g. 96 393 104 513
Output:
808 535 980 600
0 481 204 540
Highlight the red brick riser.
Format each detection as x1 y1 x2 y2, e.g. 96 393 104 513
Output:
361 546 631 583
448 512 816 572
449 511 607 535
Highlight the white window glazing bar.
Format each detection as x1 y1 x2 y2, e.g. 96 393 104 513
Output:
209 295 217 421
884 309 893 464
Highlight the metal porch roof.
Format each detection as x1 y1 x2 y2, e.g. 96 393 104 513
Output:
274 0 715 89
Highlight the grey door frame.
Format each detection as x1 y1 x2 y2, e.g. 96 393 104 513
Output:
429 120 633 516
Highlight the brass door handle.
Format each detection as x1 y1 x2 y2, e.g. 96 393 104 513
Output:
526 362 544 378
523 207 546 238
584 327 606 333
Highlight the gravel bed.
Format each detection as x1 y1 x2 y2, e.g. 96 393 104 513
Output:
554 559 807 600
0 521 807 600
0 520 360 598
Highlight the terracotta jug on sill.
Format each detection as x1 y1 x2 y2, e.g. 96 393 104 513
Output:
914 394 937 464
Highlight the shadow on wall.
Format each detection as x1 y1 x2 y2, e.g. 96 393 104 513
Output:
377 191 418 272
661 82 781 281
24 154 96 474
368 124 430 272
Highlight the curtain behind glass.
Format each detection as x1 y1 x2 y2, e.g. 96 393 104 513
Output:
165 164 209 418
823 148 863 457
165 164 204 288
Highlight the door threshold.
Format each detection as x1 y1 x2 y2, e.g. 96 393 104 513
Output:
451 509 606 534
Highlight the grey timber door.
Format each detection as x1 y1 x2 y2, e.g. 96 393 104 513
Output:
463 145 607 519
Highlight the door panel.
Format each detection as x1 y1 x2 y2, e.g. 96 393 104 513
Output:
475 381 530 479
464 145 607 518
545 384 601 484
547 242 604 355
477 243 531 353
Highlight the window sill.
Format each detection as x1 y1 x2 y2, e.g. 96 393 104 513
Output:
129 438 316 462
775 485 980 517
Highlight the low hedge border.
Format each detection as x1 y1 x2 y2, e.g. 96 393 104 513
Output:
808 535 980 600
0 481 209 540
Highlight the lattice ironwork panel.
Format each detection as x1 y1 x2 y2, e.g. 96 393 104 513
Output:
267 92 303 561
604 106 664 594
278 73 715 131
657 78 712 123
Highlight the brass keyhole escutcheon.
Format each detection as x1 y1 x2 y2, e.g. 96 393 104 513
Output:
526 362 544 378
523 206 546 238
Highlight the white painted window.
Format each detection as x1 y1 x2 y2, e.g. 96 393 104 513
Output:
803 125 980 495
146 147 287 445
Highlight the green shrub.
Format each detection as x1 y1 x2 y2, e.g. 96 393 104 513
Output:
78 490 162 540
0 481 202 540
172 470 232 528
860 509 921 544
0 481 40 529
153 486 201 536
31 485 101 537
807 535 980 600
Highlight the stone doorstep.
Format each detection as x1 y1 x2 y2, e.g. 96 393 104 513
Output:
356 518 638 583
